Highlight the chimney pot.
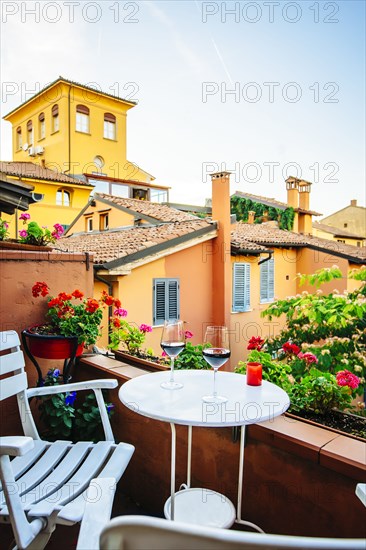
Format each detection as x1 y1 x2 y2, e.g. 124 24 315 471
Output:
351 199 357 207
248 210 255 224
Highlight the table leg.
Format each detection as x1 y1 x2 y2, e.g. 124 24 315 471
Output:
170 422 176 520
187 425 192 488
236 425 265 533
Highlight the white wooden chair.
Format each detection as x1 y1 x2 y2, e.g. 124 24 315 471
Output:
99 515 366 550
0 330 134 550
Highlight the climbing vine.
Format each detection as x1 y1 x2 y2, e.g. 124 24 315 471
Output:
230 196 295 230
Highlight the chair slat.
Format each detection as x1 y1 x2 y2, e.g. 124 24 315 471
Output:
28 443 115 517
0 441 70 506
11 441 48 479
0 331 20 352
0 372 28 401
0 351 25 375
19 442 92 508
57 443 135 524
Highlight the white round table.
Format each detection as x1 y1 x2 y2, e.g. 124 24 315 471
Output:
119 370 290 529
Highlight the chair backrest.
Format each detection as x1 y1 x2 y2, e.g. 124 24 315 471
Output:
0 330 39 439
99 516 365 550
0 331 28 401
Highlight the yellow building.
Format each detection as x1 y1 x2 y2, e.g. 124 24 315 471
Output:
3 77 153 183
312 221 365 248
320 200 366 239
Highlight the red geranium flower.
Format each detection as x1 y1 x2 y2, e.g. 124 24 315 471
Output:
282 342 301 356
336 370 360 390
32 282 49 298
247 336 264 351
86 299 100 313
72 289 84 299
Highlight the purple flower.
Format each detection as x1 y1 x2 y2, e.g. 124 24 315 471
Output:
19 213 30 221
65 391 77 406
53 369 61 378
19 230 28 238
139 323 152 333
114 308 128 317
106 403 115 414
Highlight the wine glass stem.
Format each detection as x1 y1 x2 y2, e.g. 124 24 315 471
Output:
213 368 217 398
170 357 175 384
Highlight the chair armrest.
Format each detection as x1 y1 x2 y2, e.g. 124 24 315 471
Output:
76 478 116 550
0 436 34 457
27 379 118 398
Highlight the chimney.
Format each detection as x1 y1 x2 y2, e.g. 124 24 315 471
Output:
211 171 232 354
262 210 269 223
286 176 300 208
298 179 313 234
248 210 255 224
351 199 357 207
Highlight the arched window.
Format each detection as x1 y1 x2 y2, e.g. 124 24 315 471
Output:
104 113 116 140
38 112 45 139
76 104 90 133
56 188 71 207
52 104 59 132
16 127 22 150
27 120 33 145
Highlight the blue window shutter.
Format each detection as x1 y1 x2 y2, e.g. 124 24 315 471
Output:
268 259 275 301
233 263 250 312
153 278 180 325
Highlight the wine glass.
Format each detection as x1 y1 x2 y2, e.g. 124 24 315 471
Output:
202 326 230 403
160 320 186 390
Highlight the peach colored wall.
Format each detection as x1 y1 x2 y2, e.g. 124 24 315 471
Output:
0 249 93 436
230 248 298 368
165 242 213 343
296 248 349 294
69 198 135 234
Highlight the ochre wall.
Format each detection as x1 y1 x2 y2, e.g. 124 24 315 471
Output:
312 227 363 247
68 198 136 234
296 248 350 294
0 249 93 436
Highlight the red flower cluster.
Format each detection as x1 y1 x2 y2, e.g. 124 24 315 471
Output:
86 299 100 314
32 281 50 298
336 370 360 390
282 342 301 355
247 336 264 351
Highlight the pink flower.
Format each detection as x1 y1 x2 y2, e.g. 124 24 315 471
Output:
19 213 30 221
297 352 318 364
19 229 28 238
336 370 360 390
161 351 167 357
3 222 8 229
53 223 64 234
140 323 152 333
185 330 193 339
114 308 128 317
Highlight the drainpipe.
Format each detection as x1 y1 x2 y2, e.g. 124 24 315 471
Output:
258 251 273 265
64 85 72 174
95 270 113 347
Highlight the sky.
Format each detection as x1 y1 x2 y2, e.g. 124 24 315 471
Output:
0 0 365 217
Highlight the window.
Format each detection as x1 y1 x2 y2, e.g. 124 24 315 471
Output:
52 104 59 132
260 258 275 303
153 279 180 326
357 242 361 247
344 223 348 228
337 239 346 244
56 189 71 207
104 113 116 140
86 217 93 232
16 127 22 149
38 112 45 139
133 189 148 200
232 263 250 312
150 189 168 203
76 105 90 133
99 213 109 231
27 120 33 145
111 183 129 197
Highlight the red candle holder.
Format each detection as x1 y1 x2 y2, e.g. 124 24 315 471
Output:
246 362 262 386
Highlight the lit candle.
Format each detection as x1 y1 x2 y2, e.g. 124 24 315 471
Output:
246 362 262 386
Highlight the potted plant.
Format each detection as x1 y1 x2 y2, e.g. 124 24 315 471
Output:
0 213 64 250
22 282 125 384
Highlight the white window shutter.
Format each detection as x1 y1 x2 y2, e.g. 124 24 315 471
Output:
260 258 274 302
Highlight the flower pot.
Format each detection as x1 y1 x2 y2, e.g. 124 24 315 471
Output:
0 240 53 252
114 350 168 372
23 327 84 359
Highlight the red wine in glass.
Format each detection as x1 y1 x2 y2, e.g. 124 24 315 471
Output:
160 321 185 390
202 327 230 403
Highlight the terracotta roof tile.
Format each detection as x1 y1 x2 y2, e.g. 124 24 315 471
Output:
313 222 365 240
0 162 89 186
96 193 198 223
303 235 366 261
58 219 214 265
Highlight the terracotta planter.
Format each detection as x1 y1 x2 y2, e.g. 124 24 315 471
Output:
285 411 365 442
23 327 84 359
0 240 53 252
114 350 168 372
